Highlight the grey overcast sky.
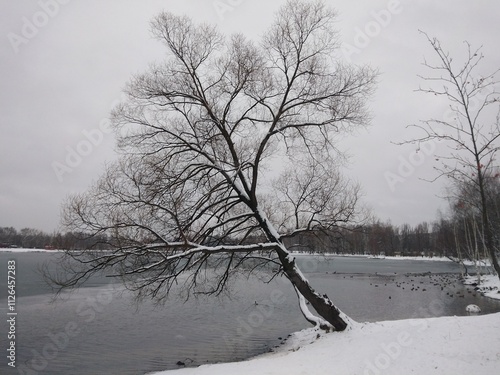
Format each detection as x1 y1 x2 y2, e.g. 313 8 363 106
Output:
1 0 499 232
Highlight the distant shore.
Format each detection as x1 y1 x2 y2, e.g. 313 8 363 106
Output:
0 247 63 252
0 248 491 265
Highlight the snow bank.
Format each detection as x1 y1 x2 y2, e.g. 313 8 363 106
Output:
461 259 492 267
292 253 456 262
384 255 452 262
150 313 500 375
0 247 61 252
466 304 481 313
463 274 500 301
293 253 493 266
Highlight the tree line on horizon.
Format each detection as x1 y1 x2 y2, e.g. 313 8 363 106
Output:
1 197 497 262
0 227 108 250
4 171 500 260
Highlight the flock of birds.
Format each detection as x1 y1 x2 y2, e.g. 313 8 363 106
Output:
366 272 480 299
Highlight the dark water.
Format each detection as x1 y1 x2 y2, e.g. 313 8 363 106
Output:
0 252 499 375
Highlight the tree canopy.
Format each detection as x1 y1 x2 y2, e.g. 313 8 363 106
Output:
54 0 376 331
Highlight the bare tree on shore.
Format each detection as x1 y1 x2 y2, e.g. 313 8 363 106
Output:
402 32 500 279
51 0 376 331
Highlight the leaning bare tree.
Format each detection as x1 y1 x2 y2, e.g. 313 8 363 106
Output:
53 0 375 331
403 32 500 279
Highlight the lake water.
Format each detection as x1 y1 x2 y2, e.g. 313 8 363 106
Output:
1 252 499 375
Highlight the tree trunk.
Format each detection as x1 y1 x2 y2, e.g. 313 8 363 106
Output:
256 211 348 331
478 171 500 280
277 246 348 331
483 211 500 278
485 235 500 279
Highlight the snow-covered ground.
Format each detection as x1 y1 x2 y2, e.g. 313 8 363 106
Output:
383 255 452 262
150 312 500 375
463 274 500 301
293 252 468 262
0 247 61 252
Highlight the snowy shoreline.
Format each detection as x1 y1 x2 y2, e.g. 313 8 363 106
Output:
4 248 499 374
0 248 488 263
147 254 500 375
0 247 63 252
146 267 500 375
463 274 500 301
150 312 500 375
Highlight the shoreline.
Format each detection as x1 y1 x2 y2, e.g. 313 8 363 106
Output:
4 248 499 374
0 247 64 252
463 274 500 301
0 248 492 265
149 312 500 375
148 272 500 374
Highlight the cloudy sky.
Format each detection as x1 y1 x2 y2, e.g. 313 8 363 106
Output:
1 0 499 233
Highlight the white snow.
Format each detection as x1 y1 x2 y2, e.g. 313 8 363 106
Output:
461 259 492 267
463 274 500 301
0 247 61 252
466 304 481 313
383 255 453 262
150 313 500 375
292 253 456 262
291 252 494 266
294 286 329 329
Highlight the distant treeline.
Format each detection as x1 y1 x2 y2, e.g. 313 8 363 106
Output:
285 216 498 261
0 215 492 259
282 220 456 257
0 227 110 250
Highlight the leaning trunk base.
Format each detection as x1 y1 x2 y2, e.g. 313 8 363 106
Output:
282 254 348 331
294 287 346 331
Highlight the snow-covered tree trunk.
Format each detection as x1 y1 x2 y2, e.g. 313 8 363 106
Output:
286 258 347 331
255 212 347 331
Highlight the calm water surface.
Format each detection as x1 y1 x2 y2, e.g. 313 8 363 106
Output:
0 252 499 375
